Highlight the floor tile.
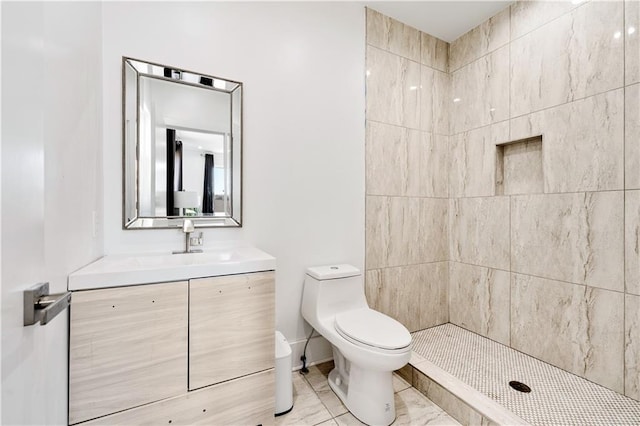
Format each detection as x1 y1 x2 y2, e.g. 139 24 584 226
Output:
275 374 332 426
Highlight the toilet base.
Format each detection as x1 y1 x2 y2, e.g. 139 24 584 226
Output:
327 352 396 426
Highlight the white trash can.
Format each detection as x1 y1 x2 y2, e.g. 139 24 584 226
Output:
275 330 293 416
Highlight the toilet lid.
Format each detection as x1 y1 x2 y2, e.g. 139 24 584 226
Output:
334 309 411 350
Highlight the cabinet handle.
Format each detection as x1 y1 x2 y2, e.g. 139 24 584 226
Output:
23 282 72 326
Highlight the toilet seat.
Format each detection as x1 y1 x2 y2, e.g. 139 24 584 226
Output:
334 308 411 352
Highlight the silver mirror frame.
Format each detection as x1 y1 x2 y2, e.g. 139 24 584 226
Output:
122 57 243 230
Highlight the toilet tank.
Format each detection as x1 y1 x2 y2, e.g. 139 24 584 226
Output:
301 264 368 326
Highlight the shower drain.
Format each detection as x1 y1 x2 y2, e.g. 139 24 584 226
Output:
509 381 532 393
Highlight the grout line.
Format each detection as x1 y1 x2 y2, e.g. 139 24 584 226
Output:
449 86 625 138
449 189 625 200
366 117 450 137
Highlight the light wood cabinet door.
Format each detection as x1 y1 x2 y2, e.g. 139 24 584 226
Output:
83 369 275 426
189 271 275 390
69 282 188 424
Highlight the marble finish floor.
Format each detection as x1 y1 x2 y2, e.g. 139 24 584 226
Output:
275 361 460 426
412 324 640 426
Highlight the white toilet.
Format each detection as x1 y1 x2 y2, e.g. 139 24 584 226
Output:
301 264 412 426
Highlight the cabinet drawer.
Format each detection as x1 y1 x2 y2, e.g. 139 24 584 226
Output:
83 369 275 426
189 271 275 389
69 282 188 424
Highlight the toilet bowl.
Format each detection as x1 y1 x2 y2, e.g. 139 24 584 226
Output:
301 264 412 426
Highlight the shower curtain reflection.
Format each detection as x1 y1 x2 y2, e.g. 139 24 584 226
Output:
202 153 214 214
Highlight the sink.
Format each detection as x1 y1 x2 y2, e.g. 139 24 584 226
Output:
68 245 276 290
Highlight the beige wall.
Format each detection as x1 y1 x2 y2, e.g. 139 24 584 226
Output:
365 0 640 401
364 8 450 332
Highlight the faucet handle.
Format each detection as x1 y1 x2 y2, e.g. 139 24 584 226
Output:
182 219 195 233
190 232 204 247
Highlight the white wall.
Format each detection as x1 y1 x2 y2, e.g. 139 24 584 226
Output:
102 2 365 358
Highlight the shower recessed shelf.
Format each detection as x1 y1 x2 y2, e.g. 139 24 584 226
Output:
495 135 543 196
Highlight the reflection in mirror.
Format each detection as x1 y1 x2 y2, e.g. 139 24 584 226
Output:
123 58 242 229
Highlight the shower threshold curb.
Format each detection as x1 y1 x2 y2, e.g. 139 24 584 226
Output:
409 355 530 425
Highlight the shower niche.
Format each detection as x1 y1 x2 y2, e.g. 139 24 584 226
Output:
495 135 543 195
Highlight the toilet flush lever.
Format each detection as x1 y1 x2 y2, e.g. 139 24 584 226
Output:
23 282 72 326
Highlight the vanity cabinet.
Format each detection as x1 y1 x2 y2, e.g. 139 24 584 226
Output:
189 271 275 389
69 281 189 425
68 271 275 426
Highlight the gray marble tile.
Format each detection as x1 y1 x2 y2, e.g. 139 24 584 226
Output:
449 262 510 345
421 32 449 72
450 6 510 72
625 294 640 401
366 45 420 129
365 196 421 268
420 66 450 135
451 46 509 135
366 262 448 332
393 387 461 425
407 132 448 198
366 196 447 269
334 413 364 426
510 0 583 41
511 192 624 291
627 0 640 85
449 196 510 270
627 84 640 190
396 365 414 386
511 191 624 291
511 273 624 393
303 363 348 418
449 121 509 198
366 8 420 62
365 121 408 196
420 198 449 263
315 420 338 426
366 266 424 333
418 262 449 330
626 190 640 295
413 370 485 426
393 373 411 393
510 1 624 117
501 138 543 195
510 89 624 193
276 373 333 426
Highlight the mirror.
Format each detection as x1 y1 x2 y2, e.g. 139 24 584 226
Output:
123 57 242 229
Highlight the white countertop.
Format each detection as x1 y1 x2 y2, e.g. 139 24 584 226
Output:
68 245 276 290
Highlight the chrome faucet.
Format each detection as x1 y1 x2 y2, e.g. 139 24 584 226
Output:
173 219 203 254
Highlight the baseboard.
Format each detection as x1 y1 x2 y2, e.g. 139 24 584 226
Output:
289 334 333 371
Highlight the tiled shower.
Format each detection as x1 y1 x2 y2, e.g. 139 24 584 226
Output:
364 0 639 406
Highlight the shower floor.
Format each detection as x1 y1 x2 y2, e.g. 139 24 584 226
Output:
410 324 640 426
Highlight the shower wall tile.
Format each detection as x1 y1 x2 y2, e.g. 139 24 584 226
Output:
449 121 509 198
365 262 448 332
420 32 448 72
366 8 420 62
625 294 640 400
420 198 449 263
510 89 624 193
418 262 449 329
365 121 410 196
420 66 450 135
627 84 640 189
510 0 582 41
449 262 510 345
626 190 640 295
511 273 624 393
451 46 509 135
366 196 419 269
511 192 624 292
407 133 448 198
449 6 510 72
627 0 640 85
365 265 422 332
366 196 448 269
366 46 420 129
449 196 510 270
510 0 624 118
